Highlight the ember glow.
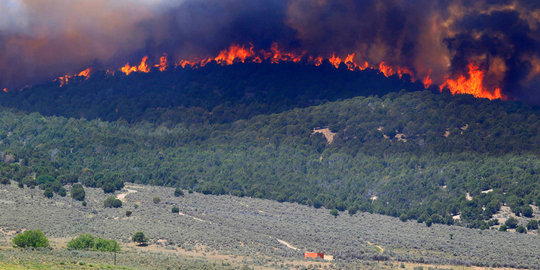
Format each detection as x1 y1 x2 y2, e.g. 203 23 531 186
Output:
440 62 503 100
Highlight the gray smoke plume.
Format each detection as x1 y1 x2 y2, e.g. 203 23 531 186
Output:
0 0 539 102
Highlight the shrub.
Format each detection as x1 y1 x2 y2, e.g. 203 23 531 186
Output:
174 188 184 197
499 224 507 231
399 214 407 222
132 231 148 246
82 201 87 207
172 206 179 213
425 218 433 227
36 175 55 186
58 187 67 197
330 209 339 217
516 225 527 233
521 205 533 218
67 234 95 250
0 178 10 185
103 197 122 208
126 210 132 217
68 234 120 252
93 238 120 252
102 183 115 193
505 217 518 229
526 220 538 230
153 197 161 204
71 184 85 201
347 205 358 216
13 230 49 248
23 177 37 188
44 188 54 198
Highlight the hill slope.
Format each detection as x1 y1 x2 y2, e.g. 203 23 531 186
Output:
0 62 423 125
0 90 539 228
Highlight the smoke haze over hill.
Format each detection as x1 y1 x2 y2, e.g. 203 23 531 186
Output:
0 0 539 102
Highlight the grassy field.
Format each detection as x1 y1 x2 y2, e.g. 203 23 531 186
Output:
1 182 539 269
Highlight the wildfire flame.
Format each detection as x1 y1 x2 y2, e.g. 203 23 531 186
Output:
55 68 91 87
423 70 433 89
2 88 7 93
17 43 502 101
121 56 150 75
154 55 168 72
440 62 503 100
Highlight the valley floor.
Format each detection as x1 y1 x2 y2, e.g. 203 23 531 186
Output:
0 182 538 269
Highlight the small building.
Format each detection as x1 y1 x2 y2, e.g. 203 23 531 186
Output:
305 252 324 259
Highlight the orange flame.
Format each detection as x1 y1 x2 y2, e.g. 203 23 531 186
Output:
121 56 150 75
378 62 394 77
55 68 91 87
43 43 505 101
423 70 433 88
329 53 343 68
2 88 7 93
215 44 255 65
78 68 91 78
154 55 168 72
440 62 503 100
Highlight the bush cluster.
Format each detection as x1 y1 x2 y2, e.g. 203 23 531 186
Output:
67 234 120 252
12 230 49 248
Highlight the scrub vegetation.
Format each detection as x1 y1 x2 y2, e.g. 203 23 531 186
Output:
0 183 538 269
0 90 538 228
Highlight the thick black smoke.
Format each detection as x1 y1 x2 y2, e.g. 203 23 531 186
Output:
1 0 539 102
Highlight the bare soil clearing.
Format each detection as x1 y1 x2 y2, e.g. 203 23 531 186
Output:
312 128 336 144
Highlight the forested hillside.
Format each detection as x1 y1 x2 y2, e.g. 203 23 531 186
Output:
0 89 539 229
0 62 423 125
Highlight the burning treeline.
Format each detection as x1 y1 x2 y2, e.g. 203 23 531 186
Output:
0 0 538 102
53 43 504 100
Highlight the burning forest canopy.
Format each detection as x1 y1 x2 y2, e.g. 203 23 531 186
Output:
0 0 539 103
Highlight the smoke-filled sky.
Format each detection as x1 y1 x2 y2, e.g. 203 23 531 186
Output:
1 0 539 102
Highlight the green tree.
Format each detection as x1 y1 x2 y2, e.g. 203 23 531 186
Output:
153 197 161 204
172 206 179 213
126 210 132 217
104 197 122 208
44 188 54 198
526 220 538 230
516 225 527 233
174 188 184 197
330 209 339 218
67 234 95 250
505 217 519 229
12 230 49 248
58 187 67 197
67 234 120 252
94 238 120 252
71 184 85 201
132 231 148 246
399 214 408 222
521 205 533 218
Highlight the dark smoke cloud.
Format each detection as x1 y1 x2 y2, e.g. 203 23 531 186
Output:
1 0 539 102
